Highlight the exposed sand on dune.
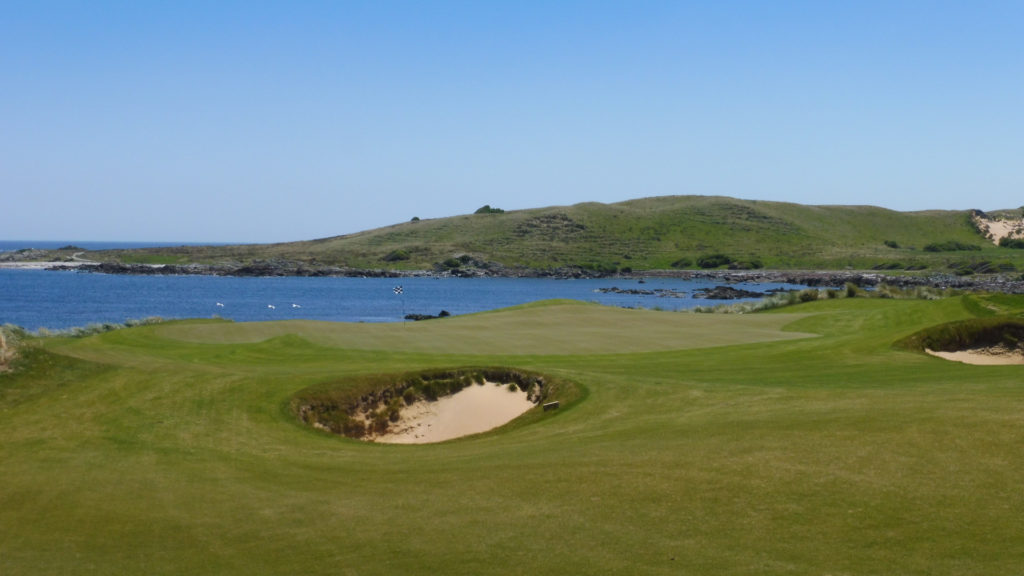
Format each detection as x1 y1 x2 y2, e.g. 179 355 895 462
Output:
984 220 1023 243
372 382 536 444
971 213 1024 245
927 346 1024 366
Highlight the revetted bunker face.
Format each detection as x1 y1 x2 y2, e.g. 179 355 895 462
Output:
903 318 1024 352
292 367 572 443
901 318 1024 365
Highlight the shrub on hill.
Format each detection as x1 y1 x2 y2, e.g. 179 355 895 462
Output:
999 238 1024 249
946 262 1003 276
728 259 763 270
670 257 692 269
382 249 410 262
923 240 982 252
474 205 505 214
872 262 903 270
697 254 732 269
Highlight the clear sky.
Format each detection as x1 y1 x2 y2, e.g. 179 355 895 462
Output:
3 1 1022 243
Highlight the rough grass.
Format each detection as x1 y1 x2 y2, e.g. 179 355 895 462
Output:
2 298 1024 575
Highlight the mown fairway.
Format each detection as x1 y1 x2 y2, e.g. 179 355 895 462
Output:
2 297 1023 575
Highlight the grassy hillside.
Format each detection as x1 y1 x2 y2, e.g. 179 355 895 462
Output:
93 196 1024 272
3 296 1024 574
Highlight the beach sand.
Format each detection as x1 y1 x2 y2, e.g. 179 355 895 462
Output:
372 382 536 444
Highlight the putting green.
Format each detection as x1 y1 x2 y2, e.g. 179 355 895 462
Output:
151 300 814 356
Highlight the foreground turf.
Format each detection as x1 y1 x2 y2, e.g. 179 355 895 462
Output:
2 297 1023 575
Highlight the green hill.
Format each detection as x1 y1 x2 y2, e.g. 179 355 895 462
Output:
96 196 1023 272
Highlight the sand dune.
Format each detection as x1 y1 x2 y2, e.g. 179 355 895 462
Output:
971 213 1024 245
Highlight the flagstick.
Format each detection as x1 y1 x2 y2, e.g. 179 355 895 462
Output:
394 285 406 325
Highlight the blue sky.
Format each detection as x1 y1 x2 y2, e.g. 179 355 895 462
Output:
3 1 1022 242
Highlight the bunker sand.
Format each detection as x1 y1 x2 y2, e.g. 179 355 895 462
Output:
372 383 535 444
927 346 1024 366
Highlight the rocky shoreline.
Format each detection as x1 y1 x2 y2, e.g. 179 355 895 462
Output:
32 260 1024 294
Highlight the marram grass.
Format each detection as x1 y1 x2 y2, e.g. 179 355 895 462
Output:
2 298 1023 575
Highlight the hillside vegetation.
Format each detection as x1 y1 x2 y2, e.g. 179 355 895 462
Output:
91 196 1024 273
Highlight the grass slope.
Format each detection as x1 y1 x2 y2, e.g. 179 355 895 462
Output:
95 195 1022 272
2 298 1024 575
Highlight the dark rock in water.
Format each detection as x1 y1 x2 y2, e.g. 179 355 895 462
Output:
597 286 656 296
405 311 452 321
595 286 688 298
693 285 767 300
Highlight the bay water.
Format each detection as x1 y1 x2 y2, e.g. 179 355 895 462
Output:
1 268 810 331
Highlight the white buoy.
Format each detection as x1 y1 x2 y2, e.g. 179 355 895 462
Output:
292 303 301 308
268 304 276 310
216 302 224 307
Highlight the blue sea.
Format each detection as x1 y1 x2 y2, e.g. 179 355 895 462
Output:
0 268 814 332
1 240 814 331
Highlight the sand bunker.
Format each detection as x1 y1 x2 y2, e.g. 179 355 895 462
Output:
926 345 1024 366
372 382 535 444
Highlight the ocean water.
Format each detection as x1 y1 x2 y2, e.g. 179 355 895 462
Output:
0 269 811 331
